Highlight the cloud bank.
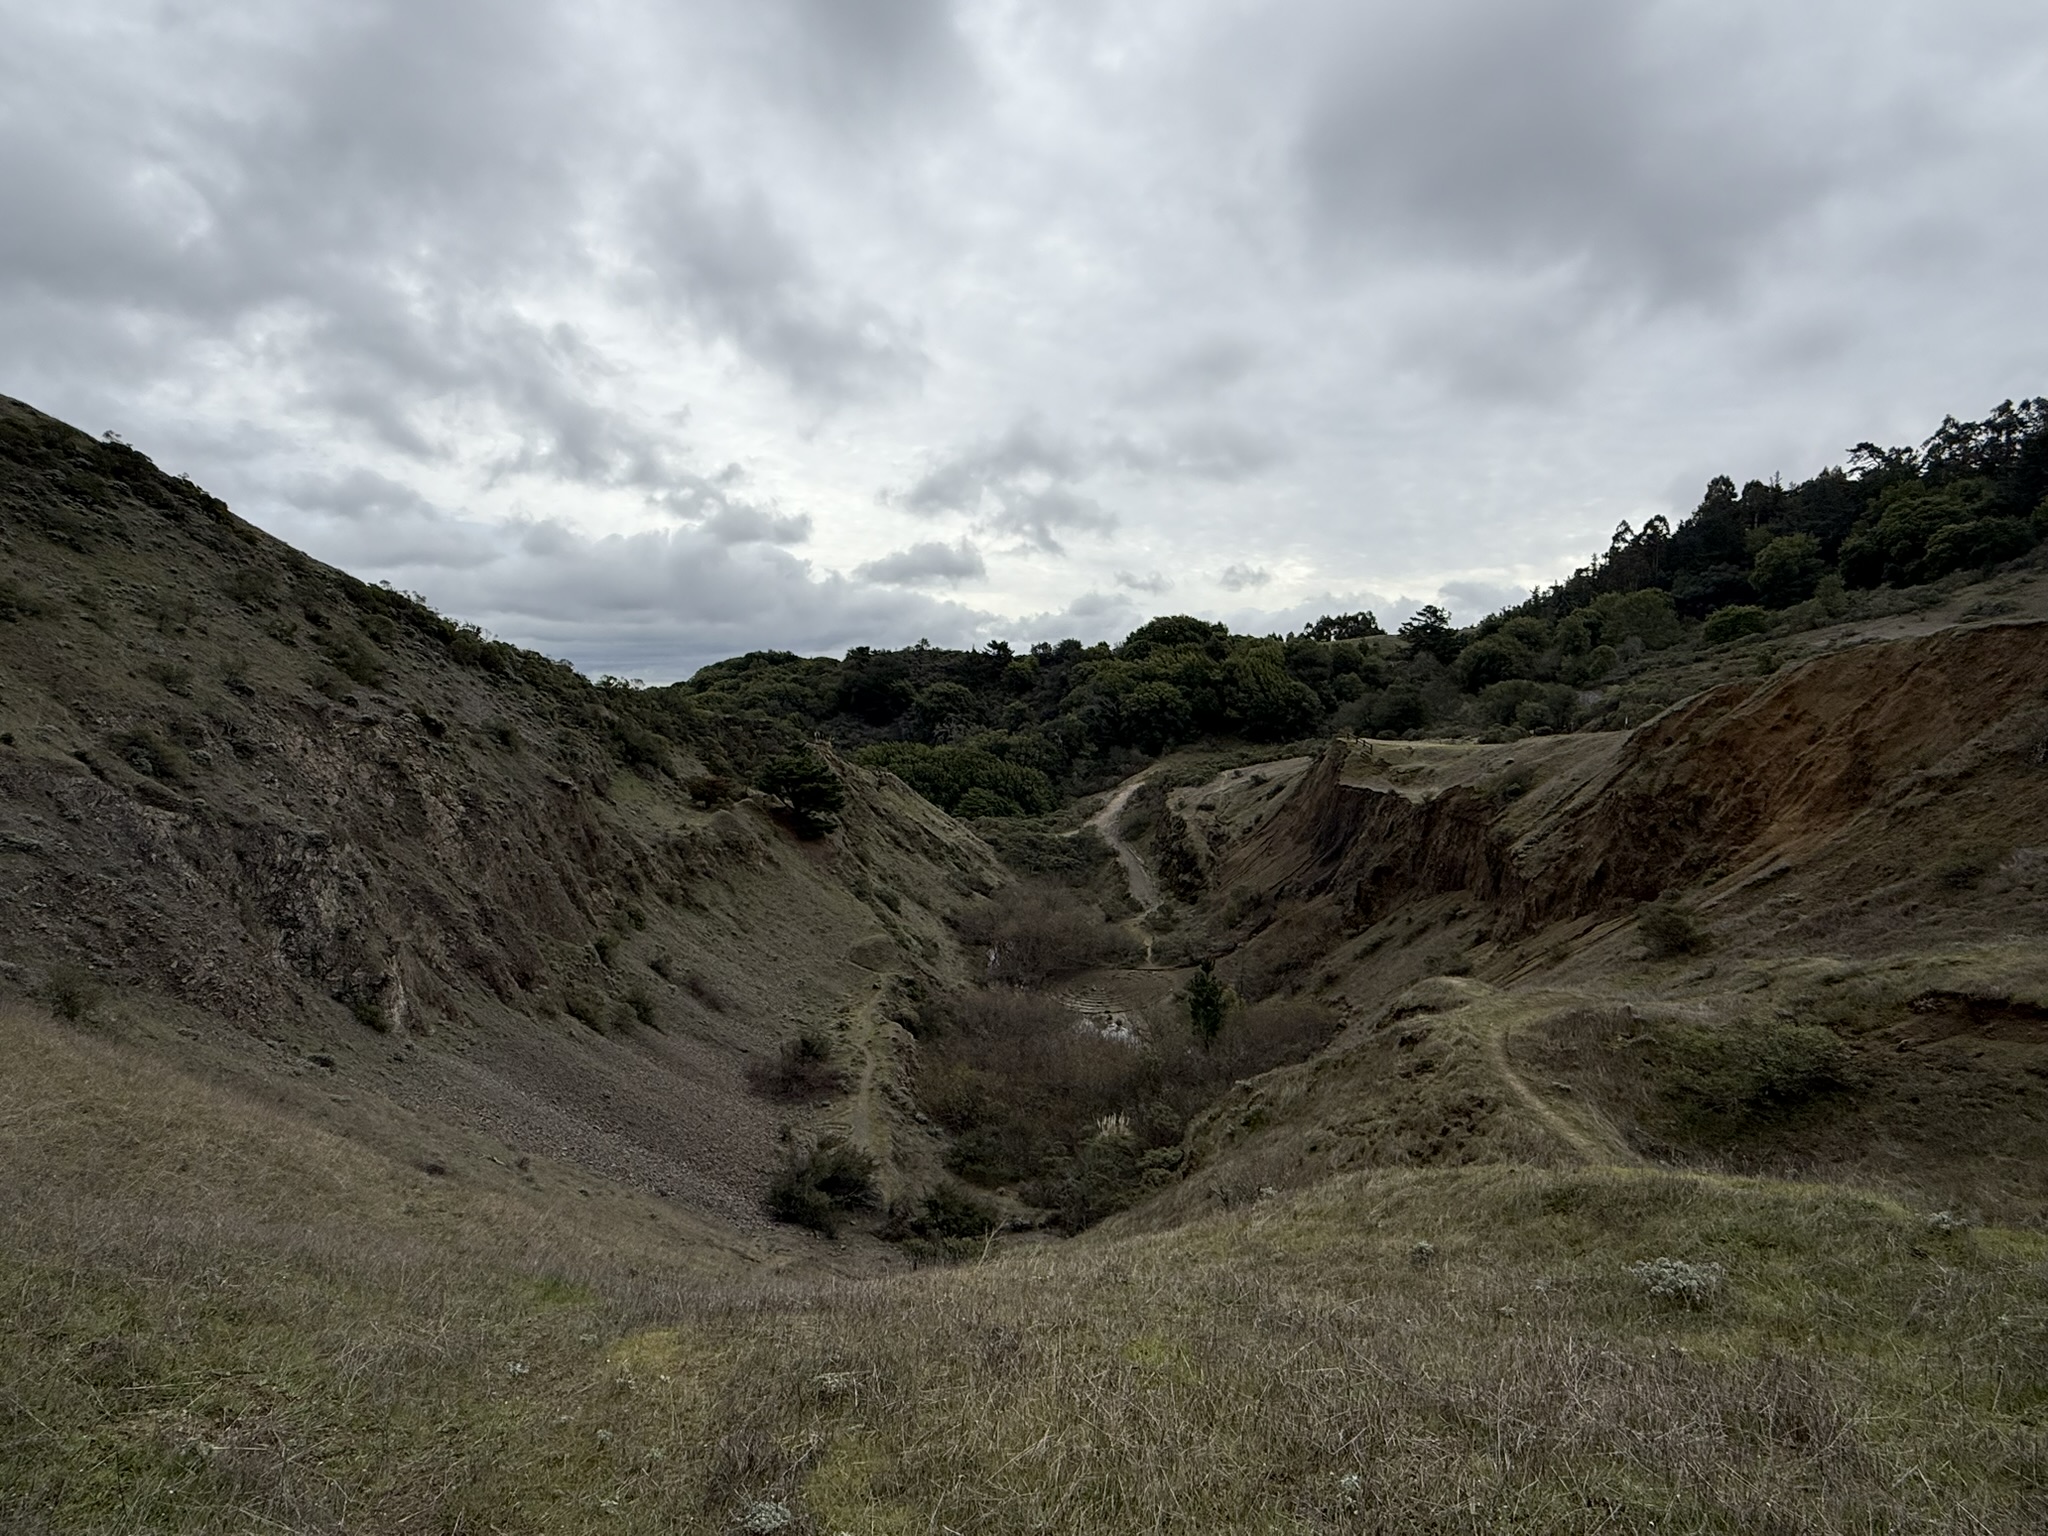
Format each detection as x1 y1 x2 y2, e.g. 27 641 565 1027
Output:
3 0 2044 674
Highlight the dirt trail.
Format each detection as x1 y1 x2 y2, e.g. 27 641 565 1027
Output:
1480 1001 1642 1168
1087 779 1159 913
814 984 911 1201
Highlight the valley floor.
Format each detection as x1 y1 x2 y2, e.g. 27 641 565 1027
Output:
7 948 2048 1532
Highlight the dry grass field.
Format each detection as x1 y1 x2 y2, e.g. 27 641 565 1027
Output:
7 1002 2048 1534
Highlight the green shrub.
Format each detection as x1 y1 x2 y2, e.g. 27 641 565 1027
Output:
767 1143 878 1237
320 634 385 687
1702 605 1771 645
1185 960 1229 1046
905 1183 1001 1242
685 773 744 809
1659 1018 1849 1124
44 964 104 1023
1638 898 1707 959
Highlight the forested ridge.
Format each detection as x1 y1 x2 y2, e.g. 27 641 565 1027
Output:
670 397 2048 814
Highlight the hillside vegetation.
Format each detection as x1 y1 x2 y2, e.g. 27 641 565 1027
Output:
667 398 2048 817
5 390 2048 1532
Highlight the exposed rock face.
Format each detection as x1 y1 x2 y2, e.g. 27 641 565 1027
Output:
1223 620 2048 949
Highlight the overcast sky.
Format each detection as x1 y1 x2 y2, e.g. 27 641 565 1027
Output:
5 1 2045 679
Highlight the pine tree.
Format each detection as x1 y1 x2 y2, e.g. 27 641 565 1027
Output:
1186 960 1227 1047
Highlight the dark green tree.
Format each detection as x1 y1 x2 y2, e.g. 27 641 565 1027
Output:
1304 611 1383 641
1186 960 1227 1047
1749 534 1824 607
1397 605 1463 664
755 748 846 837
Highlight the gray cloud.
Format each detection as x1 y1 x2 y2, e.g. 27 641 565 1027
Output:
629 160 926 402
855 538 987 586
1115 570 1172 594
1110 421 1288 482
1296 0 1831 304
1219 563 1271 592
1124 336 1262 405
900 419 1115 553
4 0 2045 673
270 472 986 680
1437 578 1535 624
698 505 814 546
759 0 977 131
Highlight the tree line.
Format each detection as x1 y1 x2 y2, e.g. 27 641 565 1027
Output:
671 398 2045 814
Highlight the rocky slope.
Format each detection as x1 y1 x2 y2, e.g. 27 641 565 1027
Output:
0 394 999 1230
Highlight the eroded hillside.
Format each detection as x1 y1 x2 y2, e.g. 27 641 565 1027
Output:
0 394 999 1231
1101 619 2048 1228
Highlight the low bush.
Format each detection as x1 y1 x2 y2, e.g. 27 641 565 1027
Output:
746 1032 846 1102
111 729 188 781
1659 1018 1849 1126
955 883 1135 985
884 1182 1005 1262
142 661 193 696
320 634 386 687
1626 1256 1726 1307
684 773 744 809
1638 898 1708 959
918 983 1338 1228
221 567 276 607
766 1143 877 1236
1702 604 1771 645
44 965 104 1023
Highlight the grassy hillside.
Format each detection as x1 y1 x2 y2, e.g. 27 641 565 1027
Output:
0 392 1005 1229
7 1003 2046 1534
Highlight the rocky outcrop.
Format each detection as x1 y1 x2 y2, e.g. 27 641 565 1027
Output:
1223 621 2048 943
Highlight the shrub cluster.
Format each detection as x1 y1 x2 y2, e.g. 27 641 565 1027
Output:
954 883 1138 986
766 1143 877 1237
917 970 1337 1231
1638 898 1708 959
745 1032 846 1102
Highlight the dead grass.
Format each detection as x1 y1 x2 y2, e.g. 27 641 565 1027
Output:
7 1005 2048 1531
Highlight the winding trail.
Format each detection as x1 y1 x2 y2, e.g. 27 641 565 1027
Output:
1086 778 1159 913
1481 1000 1643 1168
